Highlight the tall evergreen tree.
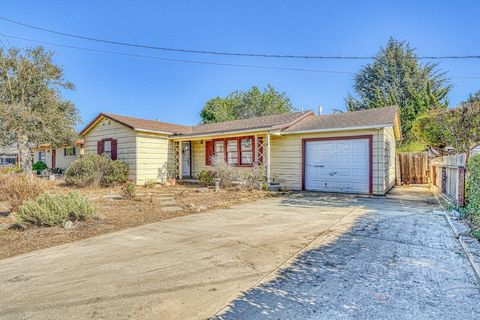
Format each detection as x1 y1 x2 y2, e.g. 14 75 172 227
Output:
346 38 451 136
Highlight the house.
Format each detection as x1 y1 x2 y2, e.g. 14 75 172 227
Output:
33 141 84 170
0 147 19 166
79 106 401 195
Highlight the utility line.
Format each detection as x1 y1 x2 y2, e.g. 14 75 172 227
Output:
2 34 354 75
1 16 479 60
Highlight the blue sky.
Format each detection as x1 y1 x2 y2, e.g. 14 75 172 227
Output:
1 1 479 127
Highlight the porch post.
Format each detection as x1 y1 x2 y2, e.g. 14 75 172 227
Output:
178 141 183 179
266 132 271 183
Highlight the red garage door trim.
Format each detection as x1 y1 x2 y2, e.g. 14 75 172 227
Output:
301 135 373 194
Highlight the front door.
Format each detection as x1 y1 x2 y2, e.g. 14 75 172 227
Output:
181 142 191 178
51 149 56 169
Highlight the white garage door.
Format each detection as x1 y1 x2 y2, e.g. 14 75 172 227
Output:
304 138 370 194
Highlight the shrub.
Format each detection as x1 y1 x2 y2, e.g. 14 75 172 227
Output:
65 153 110 187
17 192 95 227
198 170 215 186
466 154 480 223
32 161 48 173
102 160 129 186
121 183 136 199
211 154 240 188
0 174 47 213
240 165 265 190
65 153 128 187
143 179 157 188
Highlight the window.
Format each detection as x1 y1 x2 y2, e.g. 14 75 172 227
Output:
64 147 76 157
38 151 46 162
206 136 255 167
227 140 238 165
214 140 225 162
104 140 112 159
240 138 253 165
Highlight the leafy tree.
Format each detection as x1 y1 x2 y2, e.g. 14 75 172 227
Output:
462 90 480 104
0 47 79 172
346 38 452 137
200 85 294 123
414 102 480 167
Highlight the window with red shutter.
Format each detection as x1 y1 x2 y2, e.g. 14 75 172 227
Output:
205 140 213 165
97 140 104 155
111 139 118 160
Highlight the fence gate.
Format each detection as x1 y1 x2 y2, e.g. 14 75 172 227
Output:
396 152 430 184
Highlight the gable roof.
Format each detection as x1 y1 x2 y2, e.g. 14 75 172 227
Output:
283 106 401 136
80 106 401 139
80 111 314 137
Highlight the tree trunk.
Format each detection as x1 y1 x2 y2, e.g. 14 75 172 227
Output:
17 135 32 173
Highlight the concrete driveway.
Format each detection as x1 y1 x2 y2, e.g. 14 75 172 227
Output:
0 188 479 319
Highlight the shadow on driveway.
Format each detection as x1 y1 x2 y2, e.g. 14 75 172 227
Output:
215 193 480 320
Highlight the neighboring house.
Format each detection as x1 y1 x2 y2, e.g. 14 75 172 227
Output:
80 106 401 195
473 144 480 155
0 147 19 166
33 141 84 170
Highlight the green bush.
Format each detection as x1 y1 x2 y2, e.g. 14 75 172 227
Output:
103 160 129 186
32 161 48 173
65 153 128 187
466 154 480 223
18 192 95 227
198 170 215 186
121 183 136 199
0 166 21 175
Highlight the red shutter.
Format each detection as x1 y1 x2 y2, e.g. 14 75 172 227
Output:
97 140 104 155
205 140 213 166
111 139 118 160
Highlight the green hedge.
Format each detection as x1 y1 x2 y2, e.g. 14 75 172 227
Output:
466 154 480 222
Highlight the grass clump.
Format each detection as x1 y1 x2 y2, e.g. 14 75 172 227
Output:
0 174 47 213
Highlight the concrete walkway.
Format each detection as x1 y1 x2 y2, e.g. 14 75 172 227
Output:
0 195 367 320
216 188 480 320
1 187 479 320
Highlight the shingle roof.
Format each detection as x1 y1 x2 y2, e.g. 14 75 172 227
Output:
81 111 313 136
283 106 399 132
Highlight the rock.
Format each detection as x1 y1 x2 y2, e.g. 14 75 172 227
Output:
102 194 122 200
62 220 74 230
0 223 9 230
197 206 207 211
195 188 209 193
186 203 195 209
161 207 183 212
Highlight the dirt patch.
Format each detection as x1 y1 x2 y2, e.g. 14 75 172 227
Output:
0 182 275 260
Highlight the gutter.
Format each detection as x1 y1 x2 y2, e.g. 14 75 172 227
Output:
171 127 282 140
280 123 394 135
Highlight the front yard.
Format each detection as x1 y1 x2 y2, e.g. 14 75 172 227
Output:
0 182 272 260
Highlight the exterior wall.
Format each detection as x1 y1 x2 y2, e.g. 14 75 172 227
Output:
33 146 81 169
270 129 387 195
33 149 52 168
83 117 137 182
135 132 171 184
383 127 397 192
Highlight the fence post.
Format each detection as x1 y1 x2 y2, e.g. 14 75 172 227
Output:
458 167 466 207
395 155 401 185
441 167 447 194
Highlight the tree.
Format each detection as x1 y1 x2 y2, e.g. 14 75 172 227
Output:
0 47 79 172
346 38 452 137
462 90 480 104
200 85 294 123
414 102 480 167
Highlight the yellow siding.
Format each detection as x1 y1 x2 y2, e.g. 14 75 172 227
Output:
135 133 171 184
383 127 397 192
83 117 137 182
270 129 387 194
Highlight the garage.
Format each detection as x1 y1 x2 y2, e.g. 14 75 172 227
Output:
303 136 372 194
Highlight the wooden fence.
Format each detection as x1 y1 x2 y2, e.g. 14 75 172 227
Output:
429 154 466 207
396 152 430 184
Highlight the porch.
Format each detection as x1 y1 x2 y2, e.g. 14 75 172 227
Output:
171 133 272 182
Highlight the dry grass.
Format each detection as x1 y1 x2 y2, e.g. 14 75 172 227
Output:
0 174 50 213
0 182 276 260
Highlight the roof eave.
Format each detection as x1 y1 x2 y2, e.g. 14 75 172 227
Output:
281 123 395 135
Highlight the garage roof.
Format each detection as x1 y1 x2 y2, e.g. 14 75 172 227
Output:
283 106 400 134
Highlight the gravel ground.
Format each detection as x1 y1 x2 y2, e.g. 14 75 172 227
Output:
215 195 480 320
0 183 272 260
